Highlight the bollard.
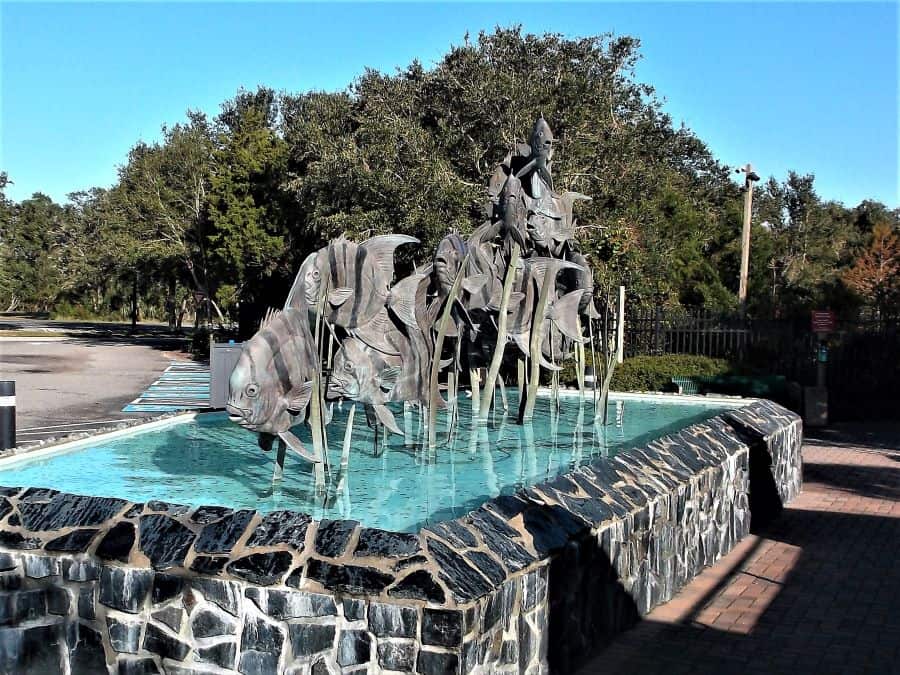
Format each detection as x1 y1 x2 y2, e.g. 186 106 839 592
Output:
0 381 14 450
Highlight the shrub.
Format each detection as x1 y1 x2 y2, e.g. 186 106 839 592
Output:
612 354 733 391
561 353 733 392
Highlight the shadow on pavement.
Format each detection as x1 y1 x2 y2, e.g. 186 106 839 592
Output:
576 426 900 675
0 317 191 353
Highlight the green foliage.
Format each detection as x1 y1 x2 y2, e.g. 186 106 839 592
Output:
561 353 733 391
611 354 734 392
1 28 896 327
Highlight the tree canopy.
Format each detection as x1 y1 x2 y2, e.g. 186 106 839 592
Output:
1 28 896 326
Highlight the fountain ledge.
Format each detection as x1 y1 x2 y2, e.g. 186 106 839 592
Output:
0 398 802 674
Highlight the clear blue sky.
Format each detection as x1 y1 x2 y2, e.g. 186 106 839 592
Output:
2 2 897 208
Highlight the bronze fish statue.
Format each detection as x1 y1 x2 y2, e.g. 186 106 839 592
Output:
499 171 530 252
432 233 484 337
286 234 419 329
327 337 404 434
507 258 586 368
226 308 319 462
516 115 555 192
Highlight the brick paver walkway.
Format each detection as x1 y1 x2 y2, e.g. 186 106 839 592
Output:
578 423 900 675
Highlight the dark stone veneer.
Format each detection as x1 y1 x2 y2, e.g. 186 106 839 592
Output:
0 399 801 673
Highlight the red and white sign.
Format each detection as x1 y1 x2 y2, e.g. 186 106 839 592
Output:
811 310 836 333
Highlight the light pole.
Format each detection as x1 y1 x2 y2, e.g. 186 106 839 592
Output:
737 163 760 310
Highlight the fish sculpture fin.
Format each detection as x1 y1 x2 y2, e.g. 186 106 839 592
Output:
285 381 315 415
387 273 427 328
439 357 455 369
379 366 401 393
328 288 354 307
511 332 529 356
486 284 502 312
515 158 537 179
360 234 420 278
351 309 402 355
323 402 333 426
539 354 563 371
527 257 585 287
562 191 592 208
516 142 532 157
469 221 498 245
452 299 479 336
415 262 434 276
285 252 317 310
259 307 281 330
548 290 588 341
372 403 404 436
507 292 526 310
507 223 529 250
585 299 603 319
444 320 459 338
538 165 554 190
278 430 321 464
488 165 509 199
488 291 525 313
461 274 488 295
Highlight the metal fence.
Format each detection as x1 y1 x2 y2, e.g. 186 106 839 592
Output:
622 306 900 419
623 307 806 363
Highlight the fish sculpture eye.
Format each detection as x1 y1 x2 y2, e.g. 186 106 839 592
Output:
344 361 354 372
245 383 260 398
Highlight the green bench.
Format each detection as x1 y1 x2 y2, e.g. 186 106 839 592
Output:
671 374 788 399
671 375 702 394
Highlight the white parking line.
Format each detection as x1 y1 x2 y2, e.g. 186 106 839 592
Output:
18 419 127 431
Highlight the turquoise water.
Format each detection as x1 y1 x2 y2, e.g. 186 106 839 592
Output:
0 393 733 532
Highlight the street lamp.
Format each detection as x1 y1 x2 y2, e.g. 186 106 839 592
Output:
736 163 760 310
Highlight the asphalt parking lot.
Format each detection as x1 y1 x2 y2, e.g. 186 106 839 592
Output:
0 318 190 445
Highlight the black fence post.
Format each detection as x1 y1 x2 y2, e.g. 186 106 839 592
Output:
0 381 15 451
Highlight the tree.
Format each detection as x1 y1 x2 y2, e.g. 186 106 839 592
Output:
1 192 67 311
207 88 293 314
0 172 18 311
117 111 224 324
843 222 900 317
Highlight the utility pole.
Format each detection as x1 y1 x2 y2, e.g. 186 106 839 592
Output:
737 163 760 310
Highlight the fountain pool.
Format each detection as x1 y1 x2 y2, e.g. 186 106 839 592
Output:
0 391 738 532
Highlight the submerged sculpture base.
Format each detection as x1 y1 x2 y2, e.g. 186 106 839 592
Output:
0 400 801 674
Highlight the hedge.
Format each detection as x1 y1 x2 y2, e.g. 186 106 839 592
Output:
561 353 734 392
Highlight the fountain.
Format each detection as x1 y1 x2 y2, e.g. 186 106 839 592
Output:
0 118 803 674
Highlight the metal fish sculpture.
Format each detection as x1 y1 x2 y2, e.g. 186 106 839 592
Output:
499 171 530 251
507 258 586 368
385 271 438 407
285 234 419 329
565 251 599 316
534 191 591 256
516 115 555 191
557 191 591 232
432 233 487 337
327 337 404 435
226 308 319 462
328 269 440 434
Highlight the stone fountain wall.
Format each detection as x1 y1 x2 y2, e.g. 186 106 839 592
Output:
0 400 801 674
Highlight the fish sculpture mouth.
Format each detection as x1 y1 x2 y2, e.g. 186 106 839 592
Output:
225 404 253 428
326 380 356 400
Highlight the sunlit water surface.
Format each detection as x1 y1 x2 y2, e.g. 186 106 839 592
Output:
0 393 734 532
